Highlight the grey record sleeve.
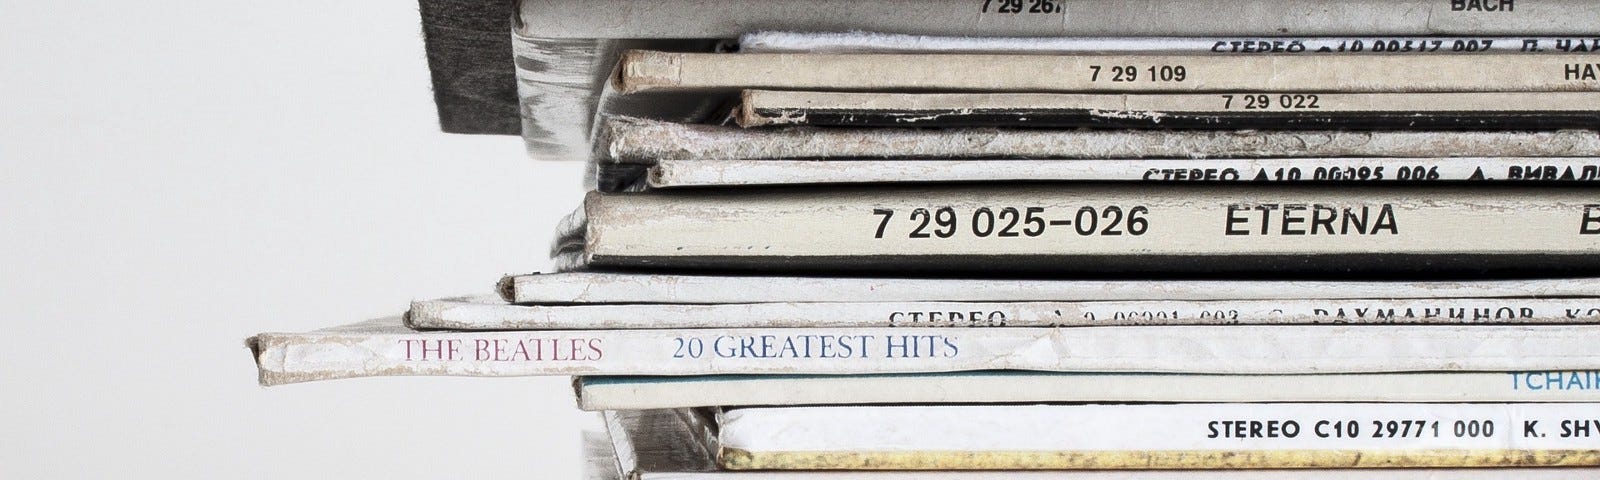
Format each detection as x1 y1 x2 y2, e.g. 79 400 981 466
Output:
419 0 519 135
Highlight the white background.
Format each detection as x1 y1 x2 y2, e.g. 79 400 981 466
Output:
2 1 595 478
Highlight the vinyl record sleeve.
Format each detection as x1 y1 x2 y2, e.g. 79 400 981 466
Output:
734 90 1600 129
576 371 1600 410
600 408 1600 478
410 295 1600 330
614 51 1600 94
641 157 1600 189
601 117 1600 162
249 319 1600 385
562 185 1600 275
714 404 1600 469
500 272 1600 304
521 0 1600 38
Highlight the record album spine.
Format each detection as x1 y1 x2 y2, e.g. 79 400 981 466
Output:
602 117 1600 162
646 158 1600 188
575 372 1600 410
715 403 1600 470
740 32 1600 55
408 297 1600 330
614 51 1600 94
581 186 1600 274
521 0 1600 38
502 273 1600 304
735 91 1600 129
250 325 1600 385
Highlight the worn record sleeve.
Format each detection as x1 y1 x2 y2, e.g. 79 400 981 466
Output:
498 272 1600 304
522 0 1600 38
735 90 1600 129
598 409 1599 478
714 404 1600 470
601 117 1600 162
409 294 1600 330
641 157 1600 189
562 185 1600 275
614 51 1600 94
577 371 1600 410
419 0 518 135
250 319 1600 385
740 32 1600 55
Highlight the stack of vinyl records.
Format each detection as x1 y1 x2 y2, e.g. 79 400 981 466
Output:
254 0 1600 477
